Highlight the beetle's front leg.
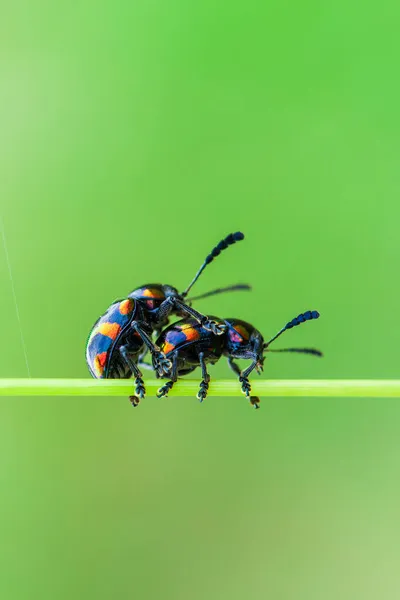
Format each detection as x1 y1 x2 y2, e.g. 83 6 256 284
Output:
239 360 261 409
228 355 260 409
155 297 226 335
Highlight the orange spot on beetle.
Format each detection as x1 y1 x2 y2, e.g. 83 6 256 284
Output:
162 342 175 354
98 322 121 340
94 352 107 376
143 288 164 299
142 289 164 310
181 325 200 343
119 299 134 315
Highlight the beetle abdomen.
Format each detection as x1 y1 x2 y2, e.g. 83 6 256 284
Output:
86 298 137 378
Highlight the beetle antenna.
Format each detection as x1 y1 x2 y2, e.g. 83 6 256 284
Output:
181 232 245 297
263 310 320 348
186 283 251 302
267 348 323 357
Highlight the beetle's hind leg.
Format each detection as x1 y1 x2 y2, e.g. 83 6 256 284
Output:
197 352 210 403
119 346 146 406
227 357 260 409
157 351 179 398
131 321 171 374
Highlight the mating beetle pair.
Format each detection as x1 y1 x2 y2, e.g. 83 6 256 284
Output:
86 232 249 401
86 231 322 407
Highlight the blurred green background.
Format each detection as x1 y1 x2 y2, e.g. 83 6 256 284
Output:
1 1 400 598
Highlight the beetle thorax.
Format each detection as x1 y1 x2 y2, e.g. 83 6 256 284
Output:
161 284 180 299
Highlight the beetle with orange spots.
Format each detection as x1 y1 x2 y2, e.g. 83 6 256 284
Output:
154 311 323 408
86 232 251 404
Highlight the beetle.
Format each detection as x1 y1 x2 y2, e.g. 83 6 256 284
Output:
85 232 249 403
153 310 322 408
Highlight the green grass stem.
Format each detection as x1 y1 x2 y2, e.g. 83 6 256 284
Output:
0 379 399 397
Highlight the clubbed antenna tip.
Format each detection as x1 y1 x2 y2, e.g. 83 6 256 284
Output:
285 310 320 329
182 231 246 297
264 310 321 348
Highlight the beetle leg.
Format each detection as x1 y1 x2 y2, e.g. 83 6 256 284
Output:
155 298 226 336
153 297 175 322
131 321 171 374
157 351 179 398
239 360 260 408
175 299 227 335
228 356 260 409
197 351 210 403
239 359 256 396
119 345 146 405
249 397 260 409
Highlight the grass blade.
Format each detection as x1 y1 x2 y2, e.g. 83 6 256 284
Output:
0 379 399 397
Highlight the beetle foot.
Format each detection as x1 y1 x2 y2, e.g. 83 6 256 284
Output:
239 376 251 397
196 380 209 403
155 353 172 375
133 377 146 399
203 319 227 336
255 359 264 375
157 381 174 398
129 395 140 407
249 396 261 409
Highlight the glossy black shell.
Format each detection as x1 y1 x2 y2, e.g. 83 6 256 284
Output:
86 298 141 378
